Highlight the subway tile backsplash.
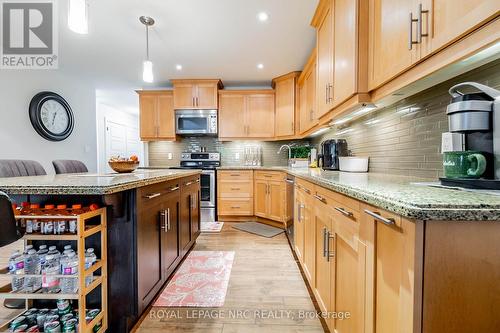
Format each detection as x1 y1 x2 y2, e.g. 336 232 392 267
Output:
149 137 307 167
312 60 500 179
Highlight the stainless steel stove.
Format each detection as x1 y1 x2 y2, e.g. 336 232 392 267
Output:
171 152 220 222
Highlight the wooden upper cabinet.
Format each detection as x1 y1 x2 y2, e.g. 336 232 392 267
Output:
218 90 275 140
218 93 246 138
137 90 175 141
419 0 500 57
298 50 317 134
246 94 275 138
313 0 334 118
171 79 222 110
273 72 300 138
368 0 416 90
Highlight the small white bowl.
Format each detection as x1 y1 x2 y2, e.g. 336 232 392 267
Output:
339 157 369 172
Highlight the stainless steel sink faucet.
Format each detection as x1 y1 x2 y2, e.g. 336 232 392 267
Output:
277 145 292 160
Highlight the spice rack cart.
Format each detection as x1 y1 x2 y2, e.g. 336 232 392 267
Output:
0 208 108 333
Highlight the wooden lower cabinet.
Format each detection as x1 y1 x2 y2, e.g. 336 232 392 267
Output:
313 201 332 314
180 176 201 255
217 170 254 217
136 176 199 314
254 171 290 223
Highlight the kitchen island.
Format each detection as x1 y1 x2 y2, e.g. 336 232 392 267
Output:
0 169 202 333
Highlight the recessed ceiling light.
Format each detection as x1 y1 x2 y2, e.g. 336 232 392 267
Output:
257 12 269 22
257 63 264 69
176 64 182 71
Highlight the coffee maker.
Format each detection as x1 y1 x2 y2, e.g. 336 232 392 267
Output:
440 82 500 189
318 139 348 170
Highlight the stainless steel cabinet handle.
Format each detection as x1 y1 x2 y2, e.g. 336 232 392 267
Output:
231 206 241 209
297 204 302 222
231 187 241 190
314 194 326 203
417 4 429 43
364 209 396 226
167 186 180 192
285 179 294 184
166 208 171 231
160 210 167 231
310 109 314 121
144 193 161 199
301 204 305 222
192 97 195 106
335 207 353 217
408 12 418 50
323 228 328 258
195 179 200 183
326 231 335 262
328 84 333 102
325 84 328 104
185 179 199 186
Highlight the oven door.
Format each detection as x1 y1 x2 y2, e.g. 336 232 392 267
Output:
175 110 215 135
200 170 215 208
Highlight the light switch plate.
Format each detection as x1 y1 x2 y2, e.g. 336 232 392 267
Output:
235 152 240 160
442 132 465 153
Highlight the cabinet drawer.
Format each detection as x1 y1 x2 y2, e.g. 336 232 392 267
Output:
138 179 181 204
218 198 253 216
255 171 284 181
218 170 253 181
218 181 253 198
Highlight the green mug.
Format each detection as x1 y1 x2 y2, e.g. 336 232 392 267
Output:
443 151 487 179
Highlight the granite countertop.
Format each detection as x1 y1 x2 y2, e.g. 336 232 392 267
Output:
0 169 201 195
217 166 500 221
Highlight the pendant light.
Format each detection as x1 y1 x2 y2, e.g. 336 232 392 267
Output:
68 0 89 34
140 16 155 83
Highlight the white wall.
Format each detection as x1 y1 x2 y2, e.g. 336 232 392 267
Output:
96 102 145 173
0 71 97 174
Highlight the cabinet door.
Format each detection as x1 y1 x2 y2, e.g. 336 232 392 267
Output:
299 79 308 134
333 0 356 106
303 188 316 284
139 94 157 139
330 235 367 333
219 94 247 139
173 83 196 109
137 195 164 312
294 188 305 263
421 0 500 56
157 93 175 140
246 94 275 138
314 205 332 314
316 1 334 117
254 179 268 218
362 206 415 333
190 187 200 238
196 83 218 109
368 0 415 89
275 78 296 137
162 190 180 274
180 181 193 255
267 180 284 222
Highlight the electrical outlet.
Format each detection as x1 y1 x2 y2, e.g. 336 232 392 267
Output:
235 152 240 160
167 153 173 160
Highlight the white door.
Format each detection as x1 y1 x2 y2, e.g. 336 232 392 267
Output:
105 119 144 173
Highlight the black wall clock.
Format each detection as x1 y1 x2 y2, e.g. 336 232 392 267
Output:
29 91 74 141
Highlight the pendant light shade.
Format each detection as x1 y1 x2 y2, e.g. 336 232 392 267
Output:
140 16 155 83
143 60 154 83
68 0 89 34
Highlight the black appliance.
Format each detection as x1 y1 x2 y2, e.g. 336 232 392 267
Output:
170 152 220 221
318 139 348 170
440 82 500 189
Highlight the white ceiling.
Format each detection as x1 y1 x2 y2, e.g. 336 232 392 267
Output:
58 0 319 113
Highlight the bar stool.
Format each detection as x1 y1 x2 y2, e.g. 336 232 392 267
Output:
52 160 88 174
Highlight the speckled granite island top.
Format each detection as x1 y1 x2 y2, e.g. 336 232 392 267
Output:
218 166 500 221
0 169 201 195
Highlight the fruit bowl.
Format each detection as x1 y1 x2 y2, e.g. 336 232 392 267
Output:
108 160 139 173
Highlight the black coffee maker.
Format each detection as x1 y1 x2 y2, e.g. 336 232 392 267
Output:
318 139 348 170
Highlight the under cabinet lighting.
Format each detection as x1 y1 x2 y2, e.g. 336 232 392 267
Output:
68 0 88 34
311 128 329 137
332 117 353 125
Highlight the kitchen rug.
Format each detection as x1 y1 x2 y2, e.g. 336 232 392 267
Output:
200 221 224 233
153 251 235 307
232 222 284 238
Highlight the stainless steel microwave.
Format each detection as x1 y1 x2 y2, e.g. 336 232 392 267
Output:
175 109 218 135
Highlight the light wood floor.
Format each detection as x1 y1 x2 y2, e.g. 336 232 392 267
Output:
134 223 325 333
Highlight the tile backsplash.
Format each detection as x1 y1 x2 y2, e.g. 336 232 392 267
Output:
148 137 308 167
313 60 500 179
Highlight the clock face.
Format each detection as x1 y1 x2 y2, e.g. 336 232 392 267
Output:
29 92 74 141
40 100 70 135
